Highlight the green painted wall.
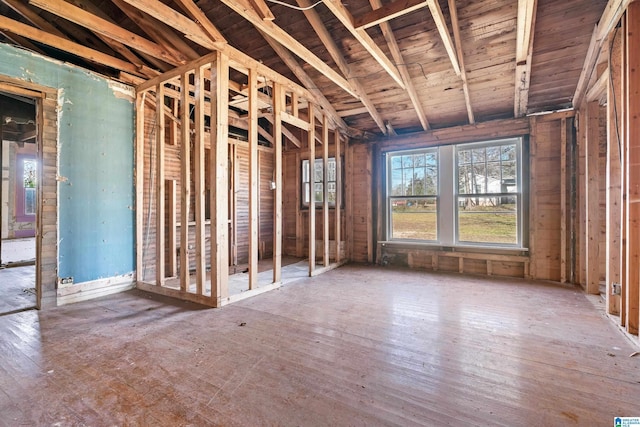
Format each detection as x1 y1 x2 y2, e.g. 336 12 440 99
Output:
0 43 135 283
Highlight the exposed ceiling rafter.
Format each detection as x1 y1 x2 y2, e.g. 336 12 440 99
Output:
513 0 537 117
448 0 474 124
29 0 189 66
296 0 387 134
355 0 427 29
369 0 430 130
322 0 405 88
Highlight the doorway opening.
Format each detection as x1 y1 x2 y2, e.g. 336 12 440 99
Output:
0 90 37 314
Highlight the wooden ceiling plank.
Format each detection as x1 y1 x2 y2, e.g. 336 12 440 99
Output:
261 33 349 132
370 0 430 130
448 0 474 124
426 0 461 76
573 0 631 107
297 0 387 134
514 0 537 117
172 0 227 43
323 0 405 88
247 0 275 21
1 0 66 38
355 0 427 29
0 15 145 77
116 0 219 50
217 0 358 98
29 0 188 66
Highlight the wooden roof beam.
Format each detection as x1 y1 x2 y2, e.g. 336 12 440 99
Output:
448 0 474 123
297 0 387 134
1 0 66 38
573 0 632 107
1 31 46 55
0 15 146 77
261 33 349 133
426 0 460 76
217 0 358 98
117 0 223 50
514 0 537 117
172 0 227 43
66 0 159 77
355 0 427 29
111 0 196 68
29 0 188 65
322 0 405 88
369 0 430 130
248 0 275 20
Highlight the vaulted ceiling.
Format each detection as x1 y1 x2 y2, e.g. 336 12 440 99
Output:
0 0 608 136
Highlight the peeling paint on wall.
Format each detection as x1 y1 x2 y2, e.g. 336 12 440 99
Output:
0 42 135 285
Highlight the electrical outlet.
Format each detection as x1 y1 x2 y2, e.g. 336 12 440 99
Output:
58 276 74 286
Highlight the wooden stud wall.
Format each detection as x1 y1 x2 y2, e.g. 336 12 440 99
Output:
135 49 341 307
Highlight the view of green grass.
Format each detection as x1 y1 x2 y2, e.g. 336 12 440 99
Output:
392 205 517 244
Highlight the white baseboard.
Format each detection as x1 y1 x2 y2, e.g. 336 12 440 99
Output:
56 273 135 306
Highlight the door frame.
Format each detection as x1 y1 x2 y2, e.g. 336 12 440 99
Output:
0 76 59 309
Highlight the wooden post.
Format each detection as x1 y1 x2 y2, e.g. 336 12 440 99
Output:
529 116 537 279
211 52 229 306
248 68 259 289
625 1 640 334
155 84 166 286
606 28 623 316
194 65 206 295
560 118 567 283
345 139 353 260
167 179 177 277
322 114 330 267
295 151 303 258
620 16 628 327
335 131 342 264
308 103 316 276
273 83 283 283
135 92 145 282
180 72 191 292
585 101 600 295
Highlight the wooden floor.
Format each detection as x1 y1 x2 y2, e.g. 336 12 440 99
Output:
0 265 36 315
1 265 639 425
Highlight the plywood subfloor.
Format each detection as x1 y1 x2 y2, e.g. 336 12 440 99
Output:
1 265 639 425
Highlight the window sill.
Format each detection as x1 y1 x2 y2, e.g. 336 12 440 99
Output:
379 240 528 256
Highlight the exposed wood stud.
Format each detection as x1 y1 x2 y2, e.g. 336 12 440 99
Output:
355 0 427 29
194 64 206 295
155 84 166 286
560 118 567 283
335 131 342 264
585 101 600 295
308 103 316 276
248 67 259 290
179 73 191 292
514 0 538 117
625 1 639 334
211 53 230 306
323 115 330 267
273 82 283 284
135 92 146 283
167 179 177 278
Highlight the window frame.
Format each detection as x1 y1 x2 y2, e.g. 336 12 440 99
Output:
15 153 37 223
384 137 525 250
454 138 523 248
301 157 341 208
386 148 439 242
